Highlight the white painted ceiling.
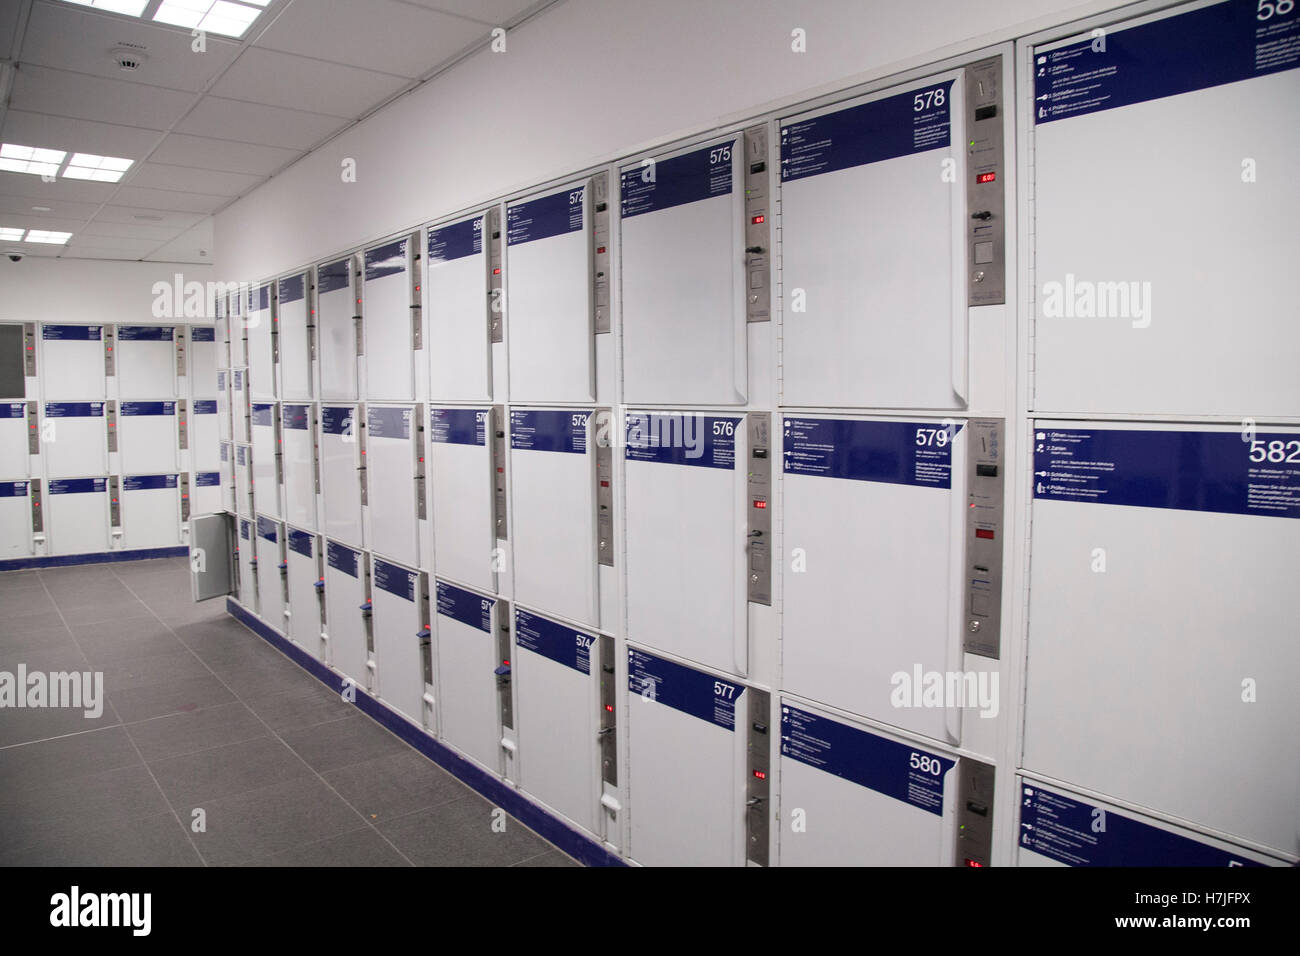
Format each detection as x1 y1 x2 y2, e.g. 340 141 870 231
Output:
0 0 553 262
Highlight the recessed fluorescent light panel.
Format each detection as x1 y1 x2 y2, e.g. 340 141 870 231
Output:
59 0 150 16
0 228 25 241
25 231 74 245
62 153 134 183
154 0 267 37
0 144 67 177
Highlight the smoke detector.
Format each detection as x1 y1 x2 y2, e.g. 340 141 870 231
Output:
110 44 149 73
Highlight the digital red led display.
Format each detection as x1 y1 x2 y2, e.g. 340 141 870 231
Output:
751 215 765 224
976 172 997 184
753 499 767 509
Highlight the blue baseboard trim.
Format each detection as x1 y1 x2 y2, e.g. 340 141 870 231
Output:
225 598 626 868
0 546 188 572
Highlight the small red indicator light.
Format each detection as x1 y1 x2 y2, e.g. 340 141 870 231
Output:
600 480 610 487
751 215 765 224
965 859 984 867
605 704 614 712
976 172 996 184
975 528 994 539
493 268 501 275
753 499 766 509
503 660 510 667
752 770 767 780
596 247 606 255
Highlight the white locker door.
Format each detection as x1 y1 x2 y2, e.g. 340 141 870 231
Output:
371 557 426 724
0 402 30 477
219 442 235 514
286 528 325 661
41 325 105 400
316 256 359 401
48 478 109 555
255 516 287 633
214 309 231 372
325 540 368 684
246 284 276 401
188 326 217 399
781 416 971 744
428 212 493 401
231 371 249 443
435 580 501 772
624 412 749 676
216 371 231 444
429 407 495 592
1017 781 1286 867
191 399 219 471
250 403 281 519
514 607 599 833
118 401 178 474
777 701 959 866
506 181 595 402
42 402 107 478
282 403 317 531
121 475 181 549
236 516 258 614
621 137 747 405
626 648 746 866
116 326 176 398
1030 3 1300 418
319 405 364 547
779 73 968 409
1023 421 1300 858
192 470 221 516
362 238 416 401
278 272 312 401
510 408 600 627
0 480 32 559
234 443 252 518
229 291 247 368
366 404 421 566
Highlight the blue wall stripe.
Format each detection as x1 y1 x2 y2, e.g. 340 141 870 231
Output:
0 546 187 572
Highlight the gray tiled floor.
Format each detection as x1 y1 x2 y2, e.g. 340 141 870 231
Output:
0 557 577 867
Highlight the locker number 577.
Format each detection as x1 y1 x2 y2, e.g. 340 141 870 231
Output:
714 681 736 699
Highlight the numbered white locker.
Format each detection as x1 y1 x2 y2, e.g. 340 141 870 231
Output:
229 288 247 368
624 411 771 679
0 402 32 477
1028 2 1300 418
781 415 1006 745
509 408 615 629
1023 421 1300 860
236 516 258 614
506 177 612 403
187 326 217 399
190 399 219 472
285 528 326 662
625 647 768 867
255 515 287 633
118 401 178 474
779 69 981 409
317 255 360 401
429 407 500 593
234 443 253 519
362 236 419 402
1017 779 1287 867
366 403 423 567
282 403 317 531
436 581 508 773
213 299 231 371
216 371 231 444
121 474 181 550
250 403 282 519
219 442 235 514
42 402 108 478
371 557 430 726
47 478 110 556
246 284 276 401
324 540 370 688
116 326 177 398
427 210 501 402
278 272 312 401
191 470 221 516
231 370 250 443
40 325 106 400
319 405 364 547
621 134 765 406
0 480 34 559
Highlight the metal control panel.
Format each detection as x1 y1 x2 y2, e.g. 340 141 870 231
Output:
595 410 614 568
965 55 1005 306
103 326 116 377
746 412 772 605
598 634 617 786
495 597 514 731
744 124 771 323
23 323 37 377
746 687 771 866
414 403 426 521
106 401 118 452
109 476 121 527
963 418 1004 658
418 575 433 725
353 256 365 357
357 409 368 507
492 405 507 539
488 207 505 343
26 401 38 454
592 172 612 333
954 758 995 867
180 473 190 521
362 559 375 667
176 327 187 379
409 233 423 351
30 478 42 533
177 399 188 451
307 273 318 364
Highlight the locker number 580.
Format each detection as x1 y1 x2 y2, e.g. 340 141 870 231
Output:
913 88 946 111
1257 0 1295 21
909 752 942 776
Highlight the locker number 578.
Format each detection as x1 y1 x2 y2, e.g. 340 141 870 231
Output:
913 88 946 111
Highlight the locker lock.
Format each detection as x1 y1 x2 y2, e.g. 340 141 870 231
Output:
359 601 372 612
970 211 993 221
314 578 325 591
494 663 511 676
417 628 431 639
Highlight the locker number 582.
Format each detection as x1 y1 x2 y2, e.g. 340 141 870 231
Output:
1248 439 1300 462
913 88 946 111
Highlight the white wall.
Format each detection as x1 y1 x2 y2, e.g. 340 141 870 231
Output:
0 257 215 326
214 0 1125 280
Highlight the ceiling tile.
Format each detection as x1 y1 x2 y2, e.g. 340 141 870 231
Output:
174 96 347 150
10 63 194 130
254 0 486 79
0 213 87 233
65 234 162 253
403 0 544 26
127 160 266 195
81 220 186 242
111 185 230 213
209 47 408 118
19 1 243 93
0 169 118 203
1 110 161 160
144 218 214 264
95 204 204 228
0 195 102 220
149 132 299 176
4 243 63 257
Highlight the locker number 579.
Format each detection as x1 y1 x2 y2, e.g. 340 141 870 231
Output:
915 427 951 447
